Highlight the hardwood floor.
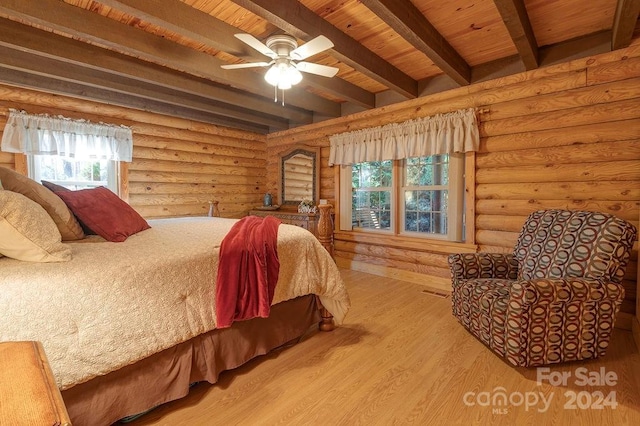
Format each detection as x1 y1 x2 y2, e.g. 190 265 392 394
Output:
129 269 640 425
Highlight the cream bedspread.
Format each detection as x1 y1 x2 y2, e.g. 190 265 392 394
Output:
0 217 350 390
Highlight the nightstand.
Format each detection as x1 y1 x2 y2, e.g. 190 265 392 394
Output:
0 341 71 426
249 210 319 236
249 204 334 256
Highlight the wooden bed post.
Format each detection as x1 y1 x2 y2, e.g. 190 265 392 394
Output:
317 203 335 331
316 297 335 332
317 204 334 256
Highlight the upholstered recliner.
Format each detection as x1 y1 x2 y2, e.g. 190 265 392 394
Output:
449 209 637 367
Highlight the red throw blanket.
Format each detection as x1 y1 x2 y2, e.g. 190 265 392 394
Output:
215 215 281 328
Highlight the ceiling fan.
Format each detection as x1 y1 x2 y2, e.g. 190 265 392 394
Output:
221 34 339 93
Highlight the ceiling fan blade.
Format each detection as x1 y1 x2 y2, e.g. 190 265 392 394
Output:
221 62 272 69
290 35 334 60
234 33 277 58
295 62 339 78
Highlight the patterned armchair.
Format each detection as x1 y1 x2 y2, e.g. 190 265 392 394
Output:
449 210 637 367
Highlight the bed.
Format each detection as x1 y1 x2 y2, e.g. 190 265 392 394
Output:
0 215 350 425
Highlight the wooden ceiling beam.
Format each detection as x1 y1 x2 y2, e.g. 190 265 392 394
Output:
360 0 471 86
492 0 539 69
0 68 270 134
0 17 312 126
0 45 290 131
538 30 612 67
0 0 339 117
612 0 640 50
98 0 374 108
231 0 418 99
99 0 266 62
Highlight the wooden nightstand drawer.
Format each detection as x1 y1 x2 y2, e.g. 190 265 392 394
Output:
249 210 318 236
0 341 71 426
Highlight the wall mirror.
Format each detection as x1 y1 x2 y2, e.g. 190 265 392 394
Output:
278 144 320 208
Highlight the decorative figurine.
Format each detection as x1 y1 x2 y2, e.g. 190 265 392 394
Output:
263 192 273 207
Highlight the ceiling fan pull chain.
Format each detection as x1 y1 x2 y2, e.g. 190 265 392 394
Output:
274 84 277 103
282 89 285 106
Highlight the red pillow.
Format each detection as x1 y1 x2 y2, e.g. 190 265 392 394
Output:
55 187 150 242
42 180 96 235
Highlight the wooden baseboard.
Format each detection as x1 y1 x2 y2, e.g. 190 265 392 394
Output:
335 258 451 293
336 258 635 333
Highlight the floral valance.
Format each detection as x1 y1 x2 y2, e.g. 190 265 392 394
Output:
329 108 479 166
1 109 133 162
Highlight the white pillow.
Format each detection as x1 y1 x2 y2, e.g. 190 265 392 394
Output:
0 190 72 262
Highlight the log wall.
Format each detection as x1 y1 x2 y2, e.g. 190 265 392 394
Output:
0 84 266 218
266 41 640 324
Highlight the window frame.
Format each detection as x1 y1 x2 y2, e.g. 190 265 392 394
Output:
338 153 467 243
350 160 395 233
16 154 128 201
27 155 120 194
399 153 464 241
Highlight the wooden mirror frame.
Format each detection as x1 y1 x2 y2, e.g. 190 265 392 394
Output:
278 144 320 208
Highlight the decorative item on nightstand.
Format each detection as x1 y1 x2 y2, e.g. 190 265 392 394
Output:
298 198 317 214
263 192 273 207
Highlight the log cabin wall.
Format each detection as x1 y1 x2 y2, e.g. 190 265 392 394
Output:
0 84 266 218
266 41 640 328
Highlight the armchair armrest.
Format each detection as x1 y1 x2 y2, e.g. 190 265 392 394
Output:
448 253 519 281
510 278 625 305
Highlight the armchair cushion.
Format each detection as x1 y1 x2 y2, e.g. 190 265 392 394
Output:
514 210 636 284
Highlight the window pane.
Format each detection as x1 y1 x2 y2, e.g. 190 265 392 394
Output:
379 161 393 187
406 164 420 186
352 189 391 230
405 211 418 232
418 212 431 233
403 154 450 236
353 160 392 189
352 160 392 230
31 155 116 192
405 190 417 210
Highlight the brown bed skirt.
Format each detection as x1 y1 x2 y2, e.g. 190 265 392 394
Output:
62 295 321 426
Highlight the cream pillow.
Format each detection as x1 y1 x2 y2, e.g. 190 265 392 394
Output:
0 190 72 262
0 167 85 241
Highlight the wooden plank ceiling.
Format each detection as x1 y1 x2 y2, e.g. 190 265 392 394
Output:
0 0 637 134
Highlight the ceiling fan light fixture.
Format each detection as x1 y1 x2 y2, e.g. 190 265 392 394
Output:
286 65 303 85
264 62 302 89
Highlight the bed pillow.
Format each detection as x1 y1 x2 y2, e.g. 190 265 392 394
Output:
55 186 150 242
41 180 70 193
0 167 85 241
42 180 97 235
0 190 72 262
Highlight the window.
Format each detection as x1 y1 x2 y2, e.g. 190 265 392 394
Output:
341 153 465 241
1 109 132 197
330 108 478 242
28 155 119 193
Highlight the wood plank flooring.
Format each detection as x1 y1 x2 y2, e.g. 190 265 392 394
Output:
129 269 640 425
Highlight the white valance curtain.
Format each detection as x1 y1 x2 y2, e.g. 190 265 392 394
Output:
329 108 479 166
1 109 133 162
